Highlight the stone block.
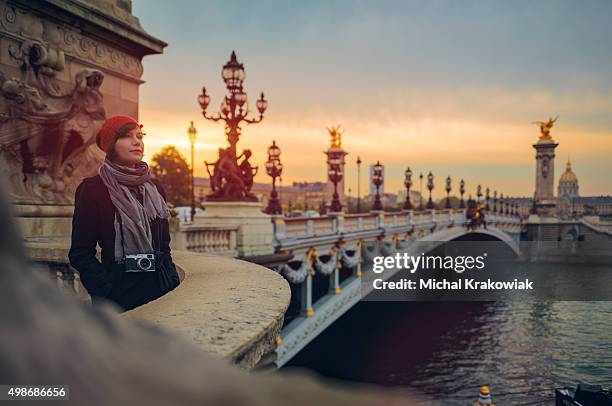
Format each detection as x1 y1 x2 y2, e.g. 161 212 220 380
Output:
121 79 139 102
99 70 122 97
195 201 274 257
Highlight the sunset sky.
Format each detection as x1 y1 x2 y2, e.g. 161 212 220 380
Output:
133 0 612 199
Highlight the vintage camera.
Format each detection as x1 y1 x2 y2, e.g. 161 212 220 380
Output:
124 253 156 272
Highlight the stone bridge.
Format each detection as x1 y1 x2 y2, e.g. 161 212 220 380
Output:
270 209 522 367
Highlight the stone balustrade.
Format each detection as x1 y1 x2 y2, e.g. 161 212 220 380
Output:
24 241 290 370
170 221 238 256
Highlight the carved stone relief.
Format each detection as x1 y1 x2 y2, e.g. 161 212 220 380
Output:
0 39 107 205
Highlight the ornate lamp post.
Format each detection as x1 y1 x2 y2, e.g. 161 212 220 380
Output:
418 172 424 211
327 156 344 213
459 179 465 209
426 171 434 210
187 121 198 221
493 190 498 213
347 187 352 212
356 156 362 213
500 193 505 215
476 184 482 204
372 160 384 211
197 51 268 201
444 175 452 209
264 140 283 215
485 187 490 210
445 175 452 209
403 166 413 210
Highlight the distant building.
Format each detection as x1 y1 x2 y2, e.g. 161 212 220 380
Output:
396 190 422 209
193 177 327 212
556 159 612 218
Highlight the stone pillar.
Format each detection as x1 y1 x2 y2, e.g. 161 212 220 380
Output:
533 138 559 217
196 201 273 257
325 146 348 211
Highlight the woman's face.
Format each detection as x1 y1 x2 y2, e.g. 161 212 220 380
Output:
112 127 144 167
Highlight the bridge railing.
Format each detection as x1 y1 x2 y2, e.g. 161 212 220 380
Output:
273 208 522 318
170 220 238 256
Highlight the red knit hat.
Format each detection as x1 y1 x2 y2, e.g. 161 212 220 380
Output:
96 115 140 154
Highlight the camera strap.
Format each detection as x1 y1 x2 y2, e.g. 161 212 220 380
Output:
115 208 127 263
112 185 164 267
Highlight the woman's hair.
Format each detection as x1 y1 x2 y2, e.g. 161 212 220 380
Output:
106 122 140 162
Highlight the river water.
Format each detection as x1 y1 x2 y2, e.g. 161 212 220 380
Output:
286 268 612 404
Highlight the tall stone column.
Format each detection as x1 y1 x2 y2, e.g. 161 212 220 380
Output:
532 117 559 218
324 125 348 212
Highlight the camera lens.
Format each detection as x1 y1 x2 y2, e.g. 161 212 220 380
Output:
137 257 152 270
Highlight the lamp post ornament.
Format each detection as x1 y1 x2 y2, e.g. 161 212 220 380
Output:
445 175 452 209
419 172 424 211
265 140 283 215
426 171 434 210
485 187 490 210
187 121 197 221
459 178 465 209
477 184 482 204
198 51 267 201
372 161 384 211
403 166 413 210
493 190 498 213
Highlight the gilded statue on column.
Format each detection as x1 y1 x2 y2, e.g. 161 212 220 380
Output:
532 116 558 141
327 124 344 148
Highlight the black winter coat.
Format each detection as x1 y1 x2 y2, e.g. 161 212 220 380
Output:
68 175 180 312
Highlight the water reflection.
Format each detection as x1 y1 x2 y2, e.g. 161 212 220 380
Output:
286 273 612 404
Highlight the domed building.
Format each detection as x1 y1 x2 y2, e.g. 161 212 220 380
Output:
557 159 579 218
558 159 579 199
557 159 612 219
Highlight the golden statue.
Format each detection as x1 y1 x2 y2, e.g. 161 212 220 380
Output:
532 116 558 141
327 124 344 148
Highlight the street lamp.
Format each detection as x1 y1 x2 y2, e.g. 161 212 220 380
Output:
372 160 384 211
459 179 465 209
419 172 424 211
493 190 498 213
426 171 434 210
445 175 452 209
356 156 362 213
485 187 490 210
187 121 197 221
198 51 268 201
264 140 283 215
515 202 520 217
476 184 482 204
500 193 505 215
403 166 413 211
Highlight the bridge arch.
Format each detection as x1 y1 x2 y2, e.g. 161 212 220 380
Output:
421 226 521 256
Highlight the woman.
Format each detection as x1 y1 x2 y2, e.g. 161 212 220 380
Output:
69 115 180 312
